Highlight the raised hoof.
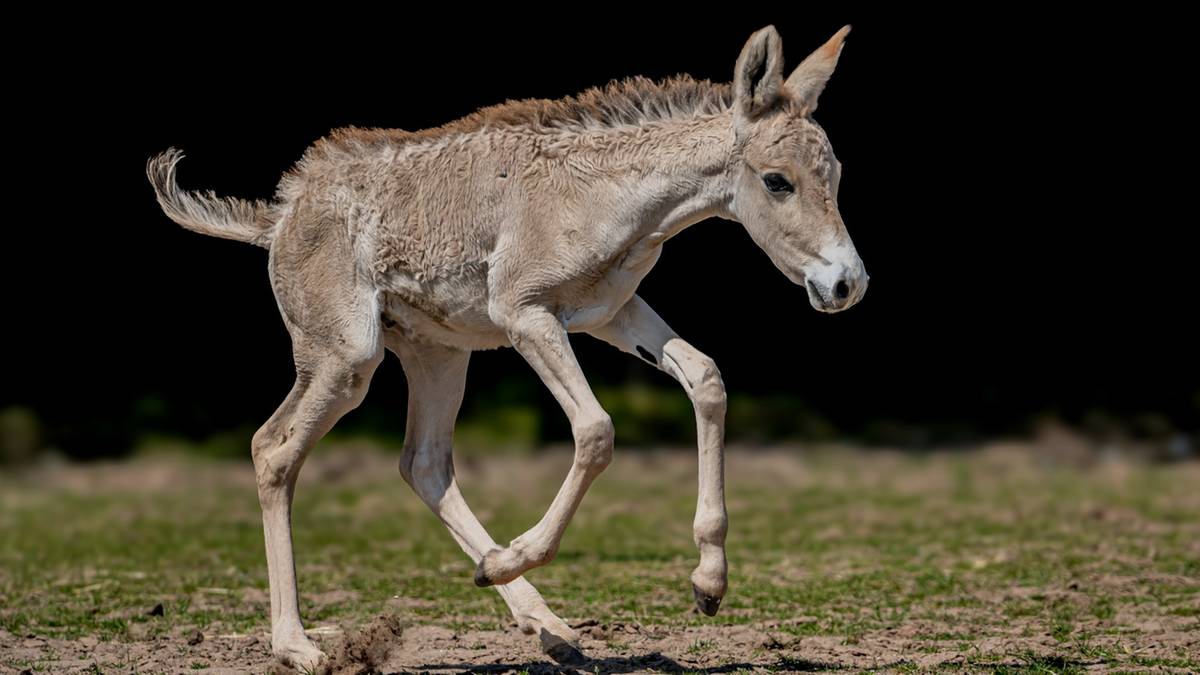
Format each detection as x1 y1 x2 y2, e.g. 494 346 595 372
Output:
692 583 723 616
544 639 588 666
473 557 494 587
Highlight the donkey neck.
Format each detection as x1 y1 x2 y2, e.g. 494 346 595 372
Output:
540 111 737 243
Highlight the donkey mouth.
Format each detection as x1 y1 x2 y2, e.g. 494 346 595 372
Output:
806 279 833 311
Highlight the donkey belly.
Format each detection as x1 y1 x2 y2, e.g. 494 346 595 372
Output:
378 265 510 351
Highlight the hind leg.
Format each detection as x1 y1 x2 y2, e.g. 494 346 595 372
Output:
389 336 586 665
252 207 385 670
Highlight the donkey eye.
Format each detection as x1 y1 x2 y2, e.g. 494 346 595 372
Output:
762 173 794 194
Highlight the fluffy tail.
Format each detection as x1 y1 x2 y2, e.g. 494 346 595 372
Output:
146 148 279 248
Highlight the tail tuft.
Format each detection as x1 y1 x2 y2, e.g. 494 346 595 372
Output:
146 148 279 248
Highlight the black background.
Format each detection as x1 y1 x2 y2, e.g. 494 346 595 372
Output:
6 8 1195 454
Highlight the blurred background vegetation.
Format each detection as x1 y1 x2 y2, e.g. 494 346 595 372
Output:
4 371 1196 464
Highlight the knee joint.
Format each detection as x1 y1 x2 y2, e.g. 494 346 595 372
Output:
693 360 727 421
574 414 614 470
251 431 294 490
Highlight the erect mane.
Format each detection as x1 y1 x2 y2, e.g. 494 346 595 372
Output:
337 74 732 144
275 74 734 201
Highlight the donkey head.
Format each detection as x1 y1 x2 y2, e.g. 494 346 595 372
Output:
726 25 868 313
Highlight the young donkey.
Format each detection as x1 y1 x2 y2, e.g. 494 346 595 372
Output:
147 25 867 670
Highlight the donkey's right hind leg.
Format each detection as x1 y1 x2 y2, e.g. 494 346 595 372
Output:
389 337 586 665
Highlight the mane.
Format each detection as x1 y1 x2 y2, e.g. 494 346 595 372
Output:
339 73 731 144
276 74 733 198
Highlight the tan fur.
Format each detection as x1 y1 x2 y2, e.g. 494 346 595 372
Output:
146 25 866 671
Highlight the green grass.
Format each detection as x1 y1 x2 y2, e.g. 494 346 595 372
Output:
1 444 1197 672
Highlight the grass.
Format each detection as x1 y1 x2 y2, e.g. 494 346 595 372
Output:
0 442 1197 672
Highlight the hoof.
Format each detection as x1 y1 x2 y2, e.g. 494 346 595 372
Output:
473 557 494 587
475 547 528 587
545 639 588 666
692 583 722 616
273 640 328 673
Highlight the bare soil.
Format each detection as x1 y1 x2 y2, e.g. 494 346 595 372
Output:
2 440 1197 673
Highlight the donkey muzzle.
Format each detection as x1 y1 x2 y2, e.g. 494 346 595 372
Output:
805 260 868 313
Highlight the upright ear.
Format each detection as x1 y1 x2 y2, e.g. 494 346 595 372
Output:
733 25 785 122
784 25 851 114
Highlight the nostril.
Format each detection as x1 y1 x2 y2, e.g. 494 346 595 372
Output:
834 279 850 300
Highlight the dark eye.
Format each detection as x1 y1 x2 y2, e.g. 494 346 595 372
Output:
762 172 794 194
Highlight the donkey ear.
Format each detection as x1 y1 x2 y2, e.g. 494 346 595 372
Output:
784 25 851 114
733 25 786 119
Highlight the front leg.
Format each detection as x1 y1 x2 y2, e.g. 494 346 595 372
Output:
589 294 728 615
475 304 615 587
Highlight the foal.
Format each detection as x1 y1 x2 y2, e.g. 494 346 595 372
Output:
148 24 866 670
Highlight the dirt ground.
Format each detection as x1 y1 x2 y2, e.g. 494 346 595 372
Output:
1 439 1197 673
2 606 1197 674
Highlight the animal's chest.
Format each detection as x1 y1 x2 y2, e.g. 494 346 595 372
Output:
559 239 663 332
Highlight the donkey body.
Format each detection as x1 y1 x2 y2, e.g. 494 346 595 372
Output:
148 25 866 670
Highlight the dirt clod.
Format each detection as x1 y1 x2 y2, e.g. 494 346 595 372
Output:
323 613 408 675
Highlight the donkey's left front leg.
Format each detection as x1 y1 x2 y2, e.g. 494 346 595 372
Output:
589 294 728 615
475 304 614 587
